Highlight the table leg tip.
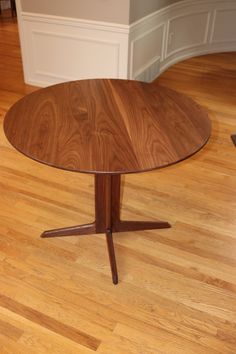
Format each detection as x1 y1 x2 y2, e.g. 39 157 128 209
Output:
112 276 118 285
41 231 53 238
41 231 54 238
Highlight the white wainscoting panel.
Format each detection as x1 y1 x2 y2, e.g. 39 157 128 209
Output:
31 29 120 83
211 9 236 44
130 23 164 80
166 11 210 57
129 0 236 82
18 12 129 87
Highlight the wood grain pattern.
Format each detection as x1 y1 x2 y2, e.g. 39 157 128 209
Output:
4 79 211 174
0 19 236 354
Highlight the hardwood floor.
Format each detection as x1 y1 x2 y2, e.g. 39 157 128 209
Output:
0 19 236 354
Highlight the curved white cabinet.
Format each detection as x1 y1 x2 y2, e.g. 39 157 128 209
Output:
16 0 236 86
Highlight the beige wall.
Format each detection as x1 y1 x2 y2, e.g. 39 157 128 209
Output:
129 0 181 23
20 0 130 24
20 0 182 24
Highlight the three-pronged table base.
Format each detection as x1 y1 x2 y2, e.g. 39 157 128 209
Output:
41 174 171 284
4 79 211 285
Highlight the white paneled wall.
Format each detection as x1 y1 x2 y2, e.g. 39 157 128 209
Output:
17 15 129 86
21 15 129 86
211 8 236 43
16 0 129 86
16 0 236 86
130 0 236 81
166 11 210 57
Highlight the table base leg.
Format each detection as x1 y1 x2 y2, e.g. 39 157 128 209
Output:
41 174 171 284
41 222 96 238
106 229 118 284
114 220 171 232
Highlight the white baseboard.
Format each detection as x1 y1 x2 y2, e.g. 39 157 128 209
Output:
16 0 236 87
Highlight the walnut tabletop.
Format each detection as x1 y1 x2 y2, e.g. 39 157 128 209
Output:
4 79 211 175
4 79 211 284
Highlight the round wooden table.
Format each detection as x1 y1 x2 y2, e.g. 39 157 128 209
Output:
4 79 211 284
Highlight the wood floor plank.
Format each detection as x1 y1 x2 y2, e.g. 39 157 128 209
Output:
113 323 228 354
0 334 28 354
0 318 23 341
2 246 236 353
0 294 100 351
0 307 95 354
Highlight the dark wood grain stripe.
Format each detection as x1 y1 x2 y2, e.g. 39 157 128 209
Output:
0 294 100 350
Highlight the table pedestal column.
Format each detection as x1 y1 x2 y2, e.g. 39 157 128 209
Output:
41 174 171 284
